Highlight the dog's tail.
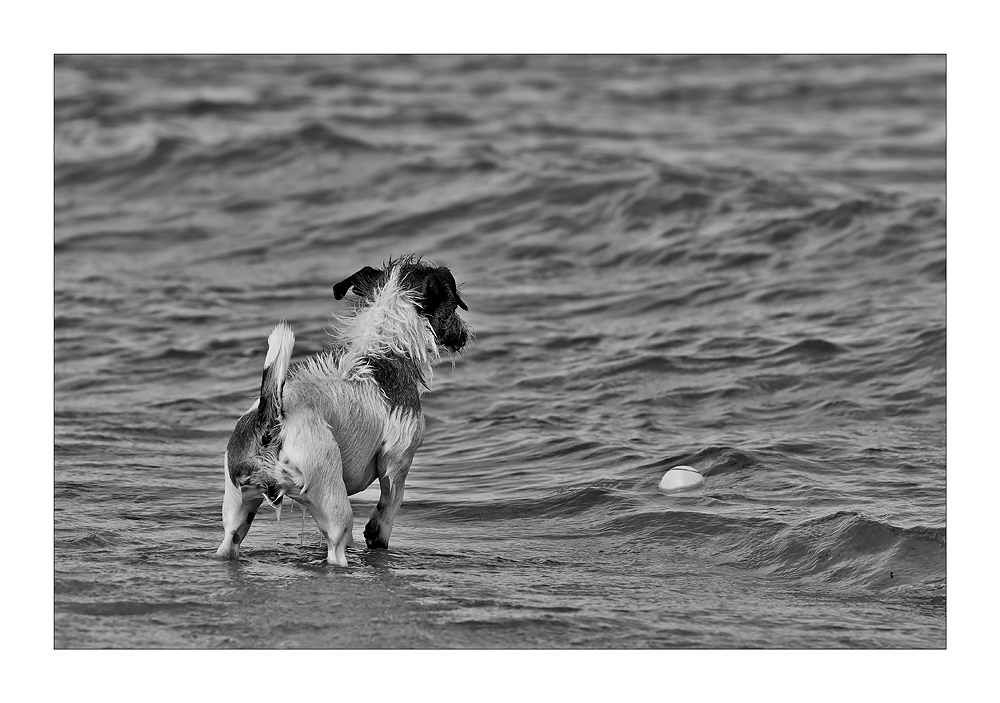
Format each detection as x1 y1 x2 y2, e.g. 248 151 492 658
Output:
257 322 295 436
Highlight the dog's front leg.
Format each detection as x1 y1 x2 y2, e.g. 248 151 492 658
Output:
365 409 423 550
365 444 424 549
216 454 264 560
364 455 412 550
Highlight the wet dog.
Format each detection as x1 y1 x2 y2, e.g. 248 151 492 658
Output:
215 255 471 565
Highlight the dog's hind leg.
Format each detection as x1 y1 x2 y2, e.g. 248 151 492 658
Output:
283 417 354 566
308 481 354 567
216 453 265 560
364 410 424 550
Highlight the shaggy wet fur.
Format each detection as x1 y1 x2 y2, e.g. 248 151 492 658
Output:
216 256 471 565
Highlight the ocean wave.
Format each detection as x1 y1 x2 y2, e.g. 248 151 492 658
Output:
57 529 135 549
411 482 640 522
729 511 945 591
55 225 212 253
56 135 189 186
597 509 783 540
775 338 848 358
55 122 378 190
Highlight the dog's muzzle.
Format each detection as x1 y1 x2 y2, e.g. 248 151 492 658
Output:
438 314 470 353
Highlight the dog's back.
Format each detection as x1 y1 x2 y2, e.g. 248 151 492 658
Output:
280 362 389 495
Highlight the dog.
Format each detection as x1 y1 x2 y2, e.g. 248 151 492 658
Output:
215 255 471 565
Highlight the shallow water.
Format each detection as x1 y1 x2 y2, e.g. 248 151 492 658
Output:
54 55 945 648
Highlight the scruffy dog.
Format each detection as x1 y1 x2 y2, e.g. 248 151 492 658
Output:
215 255 471 565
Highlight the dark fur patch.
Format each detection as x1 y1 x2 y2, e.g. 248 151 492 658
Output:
370 354 423 412
416 267 468 314
227 411 263 485
364 521 389 549
396 259 469 352
258 365 282 435
227 406 282 497
332 266 382 301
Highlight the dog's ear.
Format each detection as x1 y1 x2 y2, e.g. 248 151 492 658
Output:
333 266 381 300
447 270 469 311
418 268 468 315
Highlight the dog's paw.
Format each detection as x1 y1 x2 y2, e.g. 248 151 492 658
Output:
215 538 241 560
363 522 389 550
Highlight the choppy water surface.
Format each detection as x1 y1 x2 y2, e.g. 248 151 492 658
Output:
54 55 945 648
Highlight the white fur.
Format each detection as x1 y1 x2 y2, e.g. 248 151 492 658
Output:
264 321 295 372
216 451 264 560
383 406 424 458
217 453 239 558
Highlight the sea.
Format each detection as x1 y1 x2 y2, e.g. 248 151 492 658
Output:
54 55 946 649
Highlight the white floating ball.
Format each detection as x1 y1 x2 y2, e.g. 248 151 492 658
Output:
658 465 705 493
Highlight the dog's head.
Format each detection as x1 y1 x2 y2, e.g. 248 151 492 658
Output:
333 256 471 354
